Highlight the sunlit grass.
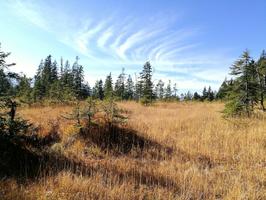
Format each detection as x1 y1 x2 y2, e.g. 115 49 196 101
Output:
1 101 265 199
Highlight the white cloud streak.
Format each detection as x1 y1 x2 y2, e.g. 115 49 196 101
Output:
5 0 233 90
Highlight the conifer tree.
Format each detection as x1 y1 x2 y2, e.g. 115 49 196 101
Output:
165 80 172 100
114 68 126 100
93 80 104 100
202 86 208 101
134 74 143 101
125 75 134 100
207 86 215 101
155 79 164 100
256 50 266 111
173 83 178 100
17 75 32 104
193 92 201 100
32 60 45 101
224 50 258 116
104 73 113 99
72 56 85 99
140 62 154 104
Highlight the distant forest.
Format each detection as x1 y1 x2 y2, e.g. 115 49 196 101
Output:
1 43 266 116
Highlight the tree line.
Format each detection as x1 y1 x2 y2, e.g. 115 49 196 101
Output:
2 43 265 116
0 43 216 105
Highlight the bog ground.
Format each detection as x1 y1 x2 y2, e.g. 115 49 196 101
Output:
0 102 265 200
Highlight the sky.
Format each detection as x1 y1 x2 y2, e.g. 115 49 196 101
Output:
1 0 266 93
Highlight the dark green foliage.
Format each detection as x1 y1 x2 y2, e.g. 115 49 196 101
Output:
104 73 114 99
224 50 259 116
114 68 126 100
124 75 134 100
193 92 201 100
0 44 17 97
165 80 172 100
31 55 89 103
0 98 31 136
17 75 33 104
216 79 233 100
139 62 154 105
207 86 215 101
93 79 104 100
202 86 208 101
256 50 266 110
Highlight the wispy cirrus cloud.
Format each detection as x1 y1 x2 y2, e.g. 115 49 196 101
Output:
5 0 234 91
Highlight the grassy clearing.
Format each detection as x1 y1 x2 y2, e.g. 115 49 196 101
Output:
0 102 265 199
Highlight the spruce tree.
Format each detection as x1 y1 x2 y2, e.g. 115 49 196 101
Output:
256 50 266 111
0 43 16 97
202 86 208 101
114 68 126 100
155 79 164 100
17 75 32 104
207 86 215 101
32 60 45 101
140 62 154 104
104 73 113 99
125 75 134 100
165 80 172 100
93 80 104 100
72 56 85 99
224 50 258 116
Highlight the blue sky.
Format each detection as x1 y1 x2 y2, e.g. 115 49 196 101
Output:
1 0 266 92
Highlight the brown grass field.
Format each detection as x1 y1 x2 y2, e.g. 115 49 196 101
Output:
0 102 265 199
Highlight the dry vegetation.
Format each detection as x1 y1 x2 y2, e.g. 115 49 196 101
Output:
0 102 265 199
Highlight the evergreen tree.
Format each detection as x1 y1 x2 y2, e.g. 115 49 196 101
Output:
125 75 134 100
155 79 164 100
224 50 258 116
0 43 16 97
207 86 215 101
134 74 143 101
173 83 178 100
202 86 208 101
17 75 32 104
256 50 266 111
93 80 104 100
104 73 113 99
140 62 154 104
72 56 85 99
114 68 126 99
32 60 45 101
42 55 53 94
193 92 201 100
184 91 193 101
165 80 172 100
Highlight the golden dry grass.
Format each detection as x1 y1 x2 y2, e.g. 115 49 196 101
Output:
1 102 265 200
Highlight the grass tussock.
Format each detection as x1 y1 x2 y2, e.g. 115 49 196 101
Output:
0 102 265 199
